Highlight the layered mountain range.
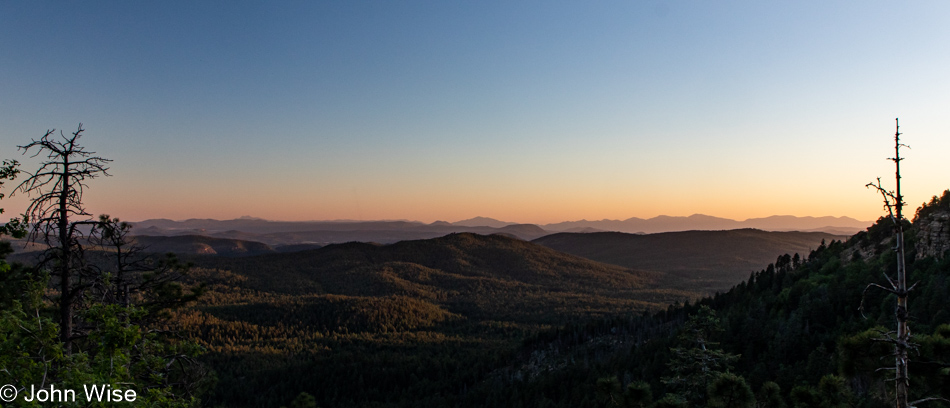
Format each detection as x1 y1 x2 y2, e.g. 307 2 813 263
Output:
130 213 867 246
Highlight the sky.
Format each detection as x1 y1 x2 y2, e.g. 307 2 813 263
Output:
1 1 949 225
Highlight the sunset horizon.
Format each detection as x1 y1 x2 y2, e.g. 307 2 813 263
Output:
116 212 874 227
3 2 949 229
1 120 942 227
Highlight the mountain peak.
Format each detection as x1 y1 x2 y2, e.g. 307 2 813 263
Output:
452 216 514 228
238 215 266 221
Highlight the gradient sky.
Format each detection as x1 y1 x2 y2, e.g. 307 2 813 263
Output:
2 1 949 225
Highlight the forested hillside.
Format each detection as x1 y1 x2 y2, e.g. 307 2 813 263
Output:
7 198 947 407
471 191 950 408
167 192 950 408
133 234 278 256
170 233 696 407
533 229 844 293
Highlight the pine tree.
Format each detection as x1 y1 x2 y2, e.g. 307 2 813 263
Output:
661 305 739 406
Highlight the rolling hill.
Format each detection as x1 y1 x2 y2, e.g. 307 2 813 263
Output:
190 232 690 322
532 228 846 292
465 194 950 408
175 233 697 407
132 234 277 256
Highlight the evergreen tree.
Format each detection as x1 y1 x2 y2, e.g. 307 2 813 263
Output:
596 377 653 408
623 381 653 408
662 306 739 406
706 372 754 408
283 392 318 408
789 386 821 408
755 382 786 408
652 394 688 408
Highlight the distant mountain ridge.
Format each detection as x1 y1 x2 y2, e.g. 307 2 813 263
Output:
132 214 868 246
132 218 551 245
451 216 515 228
541 214 869 234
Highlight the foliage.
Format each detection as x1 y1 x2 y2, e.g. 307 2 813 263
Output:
914 190 950 223
90 215 205 319
651 394 687 408
661 306 739 406
816 375 851 408
595 376 623 406
0 292 207 407
489 211 950 408
755 381 785 408
595 377 652 408
0 159 26 238
282 392 319 408
0 291 208 406
706 372 754 408
623 381 654 408
789 385 821 408
0 130 207 406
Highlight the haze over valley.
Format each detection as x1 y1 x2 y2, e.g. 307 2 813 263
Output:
126 213 865 246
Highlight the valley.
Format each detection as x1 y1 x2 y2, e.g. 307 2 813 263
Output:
3 212 941 408
144 225 839 407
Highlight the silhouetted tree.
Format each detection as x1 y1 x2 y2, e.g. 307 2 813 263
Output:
15 124 111 352
0 160 26 238
862 118 915 408
90 214 202 318
6 127 209 405
0 159 30 305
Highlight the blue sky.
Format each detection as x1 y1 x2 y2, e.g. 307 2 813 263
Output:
2 1 948 223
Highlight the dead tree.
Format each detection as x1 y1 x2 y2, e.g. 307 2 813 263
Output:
14 124 111 353
12 125 208 400
864 118 916 408
89 214 200 320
